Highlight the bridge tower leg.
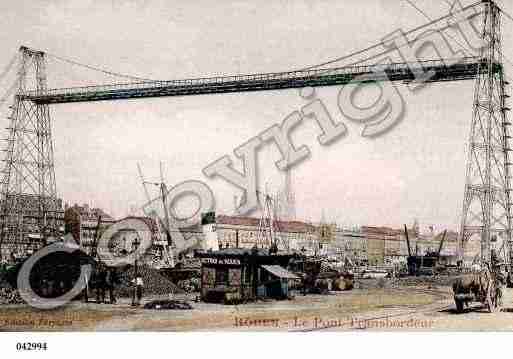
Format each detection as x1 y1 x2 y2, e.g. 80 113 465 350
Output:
460 1 512 266
0 46 59 261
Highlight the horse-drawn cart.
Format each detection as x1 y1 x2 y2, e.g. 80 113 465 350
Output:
452 263 505 313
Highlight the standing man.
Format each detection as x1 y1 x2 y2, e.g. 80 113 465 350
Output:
136 274 144 305
131 274 144 306
96 265 106 304
106 268 117 304
131 235 142 306
83 274 89 303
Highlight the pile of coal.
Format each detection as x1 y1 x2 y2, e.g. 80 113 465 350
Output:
0 280 23 305
116 264 184 297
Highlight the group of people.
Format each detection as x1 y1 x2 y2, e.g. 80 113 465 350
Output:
84 265 145 306
84 265 119 304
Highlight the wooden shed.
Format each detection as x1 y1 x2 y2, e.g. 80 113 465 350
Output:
195 248 298 303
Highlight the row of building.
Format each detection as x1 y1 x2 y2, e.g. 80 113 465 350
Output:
2 199 480 266
207 216 464 266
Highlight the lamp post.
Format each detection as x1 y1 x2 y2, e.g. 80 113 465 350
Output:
131 235 141 306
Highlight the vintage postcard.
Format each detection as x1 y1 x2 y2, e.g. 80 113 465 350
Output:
1 0 513 352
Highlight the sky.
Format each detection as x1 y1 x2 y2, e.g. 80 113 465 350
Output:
1 0 513 231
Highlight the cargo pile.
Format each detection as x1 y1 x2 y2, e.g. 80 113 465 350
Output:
0 280 23 305
116 264 184 297
356 275 456 290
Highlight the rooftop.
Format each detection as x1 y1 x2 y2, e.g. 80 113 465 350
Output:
195 247 297 258
216 215 316 233
66 203 114 221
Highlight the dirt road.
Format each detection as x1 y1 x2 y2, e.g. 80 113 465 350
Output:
2 284 513 331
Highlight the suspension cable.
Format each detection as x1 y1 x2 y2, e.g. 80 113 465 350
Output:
40 2 484 87
405 0 513 82
26 1 486 88
0 81 17 106
45 52 156 82
503 12 513 24
0 53 18 85
503 11 513 23
296 0 482 71
497 1 513 24
301 10 483 82
405 0 478 56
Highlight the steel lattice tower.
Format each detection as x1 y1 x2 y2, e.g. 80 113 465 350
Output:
460 1 512 265
0 46 59 259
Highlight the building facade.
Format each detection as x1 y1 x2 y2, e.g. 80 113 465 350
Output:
333 228 367 265
63 203 115 255
212 215 319 254
361 226 461 266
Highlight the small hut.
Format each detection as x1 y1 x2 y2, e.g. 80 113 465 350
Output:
195 248 299 303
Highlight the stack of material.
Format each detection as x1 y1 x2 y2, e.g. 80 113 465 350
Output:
116 265 184 297
0 280 23 304
356 274 457 290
